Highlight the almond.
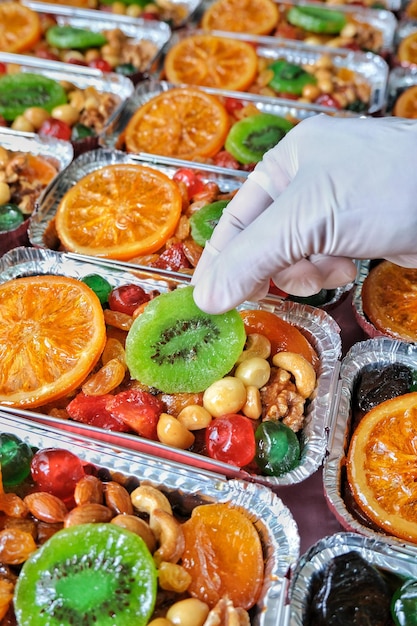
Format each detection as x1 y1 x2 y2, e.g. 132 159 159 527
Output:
64 503 113 527
104 481 133 515
24 492 68 524
74 475 104 506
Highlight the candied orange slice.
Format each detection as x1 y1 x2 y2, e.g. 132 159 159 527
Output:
164 34 258 91
397 32 417 66
361 261 417 342
393 85 417 118
201 0 279 35
181 503 264 609
240 309 320 371
55 163 182 261
0 275 106 408
0 2 41 53
124 87 230 159
347 392 417 543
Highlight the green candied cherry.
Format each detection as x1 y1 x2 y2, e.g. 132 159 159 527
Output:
268 60 317 96
0 433 34 488
71 123 95 141
255 420 300 476
391 579 417 625
0 73 68 122
287 6 347 35
81 274 113 305
189 199 230 247
225 113 294 164
0 203 24 232
46 26 108 50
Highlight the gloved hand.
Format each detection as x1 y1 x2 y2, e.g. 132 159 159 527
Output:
192 115 417 314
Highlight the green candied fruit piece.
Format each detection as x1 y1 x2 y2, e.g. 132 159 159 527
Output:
82 274 113 305
0 203 24 232
255 420 300 476
0 433 34 488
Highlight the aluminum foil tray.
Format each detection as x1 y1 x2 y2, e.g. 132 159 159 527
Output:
159 31 389 113
28 147 248 250
22 0 171 81
194 0 397 53
387 65 417 112
323 336 417 548
0 51 134 157
0 246 341 488
100 77 360 163
0 411 300 626
0 128 73 257
288 531 417 625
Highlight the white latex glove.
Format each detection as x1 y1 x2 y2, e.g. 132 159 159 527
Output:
192 115 417 314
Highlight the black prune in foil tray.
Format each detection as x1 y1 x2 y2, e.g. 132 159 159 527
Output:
323 336 417 548
0 411 300 626
288 531 417 625
0 247 341 488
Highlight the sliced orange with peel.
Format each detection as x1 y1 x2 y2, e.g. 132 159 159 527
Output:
124 87 230 159
164 34 258 91
0 2 41 53
393 85 417 118
201 0 279 36
347 392 417 543
361 261 417 342
0 275 106 409
397 31 417 66
55 163 182 261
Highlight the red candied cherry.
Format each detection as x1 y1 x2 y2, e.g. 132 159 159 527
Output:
31 448 85 503
0 62 6 74
108 283 151 316
205 414 256 467
88 58 112 72
314 94 342 109
224 97 244 115
0 115 6 127
173 168 206 200
39 118 72 141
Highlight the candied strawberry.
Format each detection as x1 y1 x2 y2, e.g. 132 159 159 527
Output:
152 242 192 272
66 392 131 432
105 389 164 440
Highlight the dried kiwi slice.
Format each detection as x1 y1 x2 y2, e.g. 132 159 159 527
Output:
46 26 108 50
0 73 67 122
14 523 157 626
125 286 246 393
268 60 317 96
225 113 294 164
287 6 347 34
189 199 229 247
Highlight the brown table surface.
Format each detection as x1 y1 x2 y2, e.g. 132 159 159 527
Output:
275 291 368 556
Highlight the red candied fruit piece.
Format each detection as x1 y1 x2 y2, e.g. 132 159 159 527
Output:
39 118 72 141
105 389 164 440
205 414 256 467
152 242 192 272
31 448 85 503
67 392 132 432
212 150 240 170
173 168 205 200
108 284 151 316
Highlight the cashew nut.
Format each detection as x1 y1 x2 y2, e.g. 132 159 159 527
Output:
150 508 185 565
272 351 316 399
130 484 173 517
111 514 156 553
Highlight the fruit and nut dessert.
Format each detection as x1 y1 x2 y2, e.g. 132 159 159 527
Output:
0 68 122 144
0 147 59 231
0 272 320 478
0 433 265 624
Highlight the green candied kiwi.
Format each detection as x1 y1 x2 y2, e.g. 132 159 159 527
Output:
225 113 294 164
46 25 108 50
268 60 317 96
255 420 300 476
287 6 347 35
125 285 246 393
391 579 417 626
189 199 230 247
0 73 68 122
14 523 158 626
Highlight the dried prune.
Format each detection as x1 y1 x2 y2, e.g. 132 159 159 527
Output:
307 551 391 625
354 364 414 415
